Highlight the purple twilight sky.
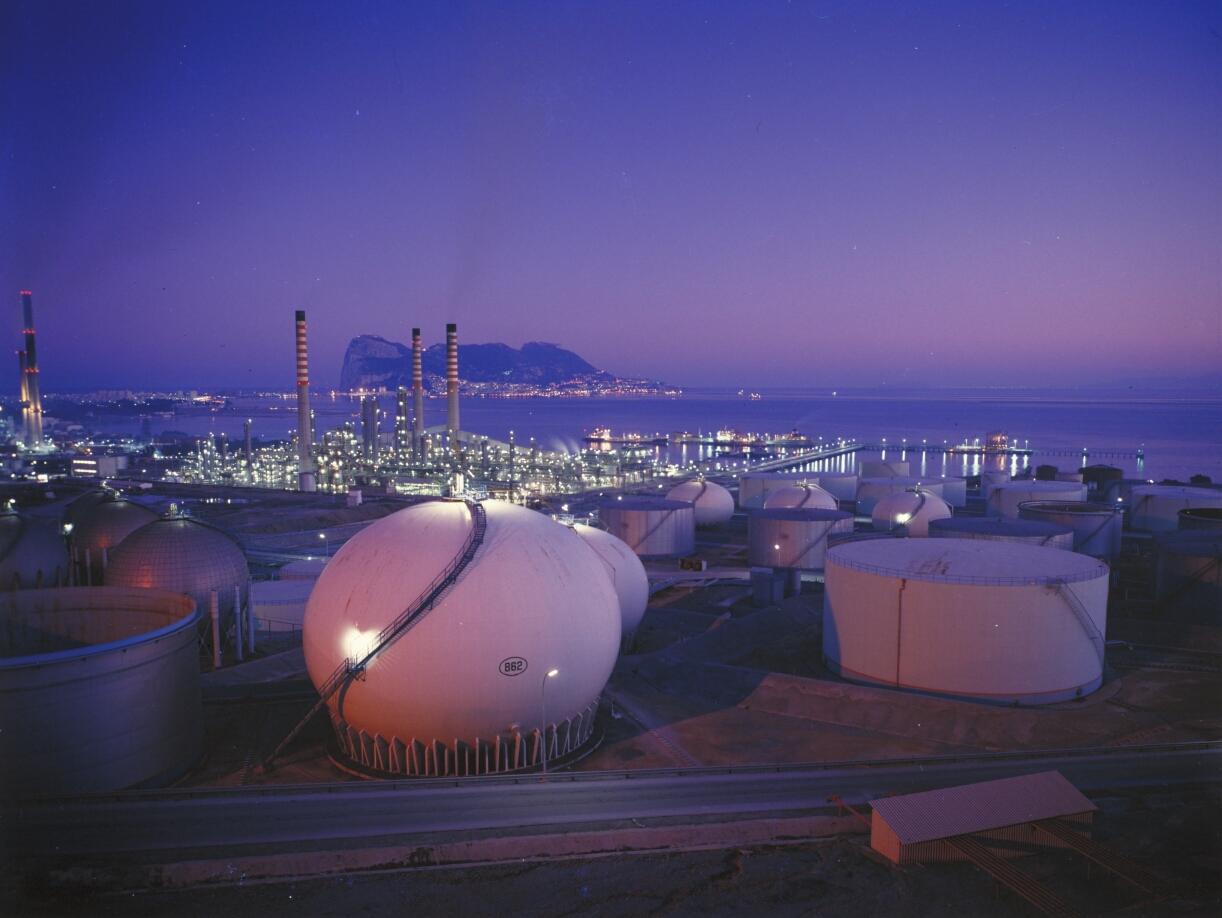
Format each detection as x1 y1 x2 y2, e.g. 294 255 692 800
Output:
1 1 1219 392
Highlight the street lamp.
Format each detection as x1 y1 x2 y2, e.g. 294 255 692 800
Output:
541 668 559 775
318 532 328 557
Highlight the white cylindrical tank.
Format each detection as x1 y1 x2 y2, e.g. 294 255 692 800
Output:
1018 501 1123 558
738 472 822 509
811 473 858 503
763 484 837 511
1100 478 1152 506
860 460 910 478
304 500 621 777
572 523 649 637
666 479 735 528
599 497 696 558
855 477 944 515
928 517 1075 551
0 509 71 589
1179 508 1222 532
748 508 854 570
823 540 1109 705
1155 532 1221 624
279 559 329 581
871 489 952 537
932 477 968 508
1056 472 1084 483
980 471 1011 501
986 481 1087 519
0 587 203 796
1130 486 1222 533
251 579 315 631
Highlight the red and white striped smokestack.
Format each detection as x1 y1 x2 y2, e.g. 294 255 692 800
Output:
446 323 459 438
295 310 315 491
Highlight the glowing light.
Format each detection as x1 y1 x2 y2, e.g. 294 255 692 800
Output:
547 669 559 677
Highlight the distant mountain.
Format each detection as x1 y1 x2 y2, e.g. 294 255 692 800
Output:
339 335 632 391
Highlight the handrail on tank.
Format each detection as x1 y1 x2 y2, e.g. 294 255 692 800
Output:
263 499 488 772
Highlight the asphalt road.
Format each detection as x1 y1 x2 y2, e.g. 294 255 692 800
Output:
6 743 1218 863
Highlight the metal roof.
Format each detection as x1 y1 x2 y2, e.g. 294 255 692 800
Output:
827 538 1107 586
869 771 1096 845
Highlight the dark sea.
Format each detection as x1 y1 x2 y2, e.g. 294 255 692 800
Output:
100 389 1222 485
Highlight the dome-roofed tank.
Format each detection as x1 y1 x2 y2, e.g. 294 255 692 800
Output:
763 483 837 511
60 488 110 534
928 517 1074 551
871 488 952 537
71 496 158 585
666 479 735 528
104 506 249 632
303 500 621 777
0 505 70 589
738 472 827 509
571 523 649 639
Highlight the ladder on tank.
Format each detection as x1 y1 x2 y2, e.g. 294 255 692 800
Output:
263 500 488 771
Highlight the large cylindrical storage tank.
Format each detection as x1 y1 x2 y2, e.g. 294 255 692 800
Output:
572 523 649 637
1155 532 1221 624
1130 486 1222 533
871 489 952 537
1055 472 1084 484
599 497 695 558
1017 501 1123 558
748 508 854 570
1081 465 1124 492
823 540 1109 705
860 460 909 478
1100 478 1153 506
928 517 1074 551
812 473 858 503
0 587 203 796
0 510 70 589
738 472 821 509
980 471 1011 500
855 477 944 515
279 558 329 581
932 477 967 508
986 481 1087 519
303 501 621 776
71 497 158 585
666 479 734 528
1179 508 1222 532
104 512 250 633
763 484 837 511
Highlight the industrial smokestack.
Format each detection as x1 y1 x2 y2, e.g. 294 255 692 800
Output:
396 387 409 457
20 292 43 447
446 323 459 443
244 419 253 470
16 350 28 438
411 327 423 460
295 310 315 491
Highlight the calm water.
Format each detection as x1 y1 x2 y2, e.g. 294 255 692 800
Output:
98 391 1222 483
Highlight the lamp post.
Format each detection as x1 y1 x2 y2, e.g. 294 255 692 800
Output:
318 531 328 557
540 668 558 775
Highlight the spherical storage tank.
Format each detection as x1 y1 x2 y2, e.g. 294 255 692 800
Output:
0 509 71 589
1155 532 1221 625
71 497 157 584
986 481 1086 519
598 497 695 558
823 540 1109 704
572 522 649 637
1018 501 1122 559
871 489 952 537
60 488 109 533
860 460 909 478
763 483 837 511
928 517 1074 551
666 479 734 528
0 587 202 796
1179 508 1222 532
1129 486 1222 533
855 477 944 515
104 510 249 632
304 500 621 777
748 508 854 570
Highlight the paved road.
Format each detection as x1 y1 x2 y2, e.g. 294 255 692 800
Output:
6 743 1218 862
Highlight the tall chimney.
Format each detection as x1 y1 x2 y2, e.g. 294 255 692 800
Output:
295 310 315 491
16 350 29 439
20 292 42 447
396 387 409 457
244 419 253 470
446 323 459 443
411 327 423 459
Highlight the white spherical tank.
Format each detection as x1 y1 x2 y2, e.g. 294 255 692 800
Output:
871 489 952 537
823 540 1109 705
1017 501 1123 558
303 500 621 777
0 587 203 795
855 477 944 515
572 523 649 636
748 508 854 570
738 472 822 509
928 517 1075 551
986 481 1087 519
599 497 696 558
666 479 735 527
1155 532 1221 625
1130 486 1222 533
860 460 910 478
763 484 837 511
71 497 158 585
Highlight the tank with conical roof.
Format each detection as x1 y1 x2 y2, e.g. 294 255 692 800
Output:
571 523 649 639
104 506 249 632
0 505 71 589
666 479 734 527
71 496 158 585
763 483 837 511
871 488 952 537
